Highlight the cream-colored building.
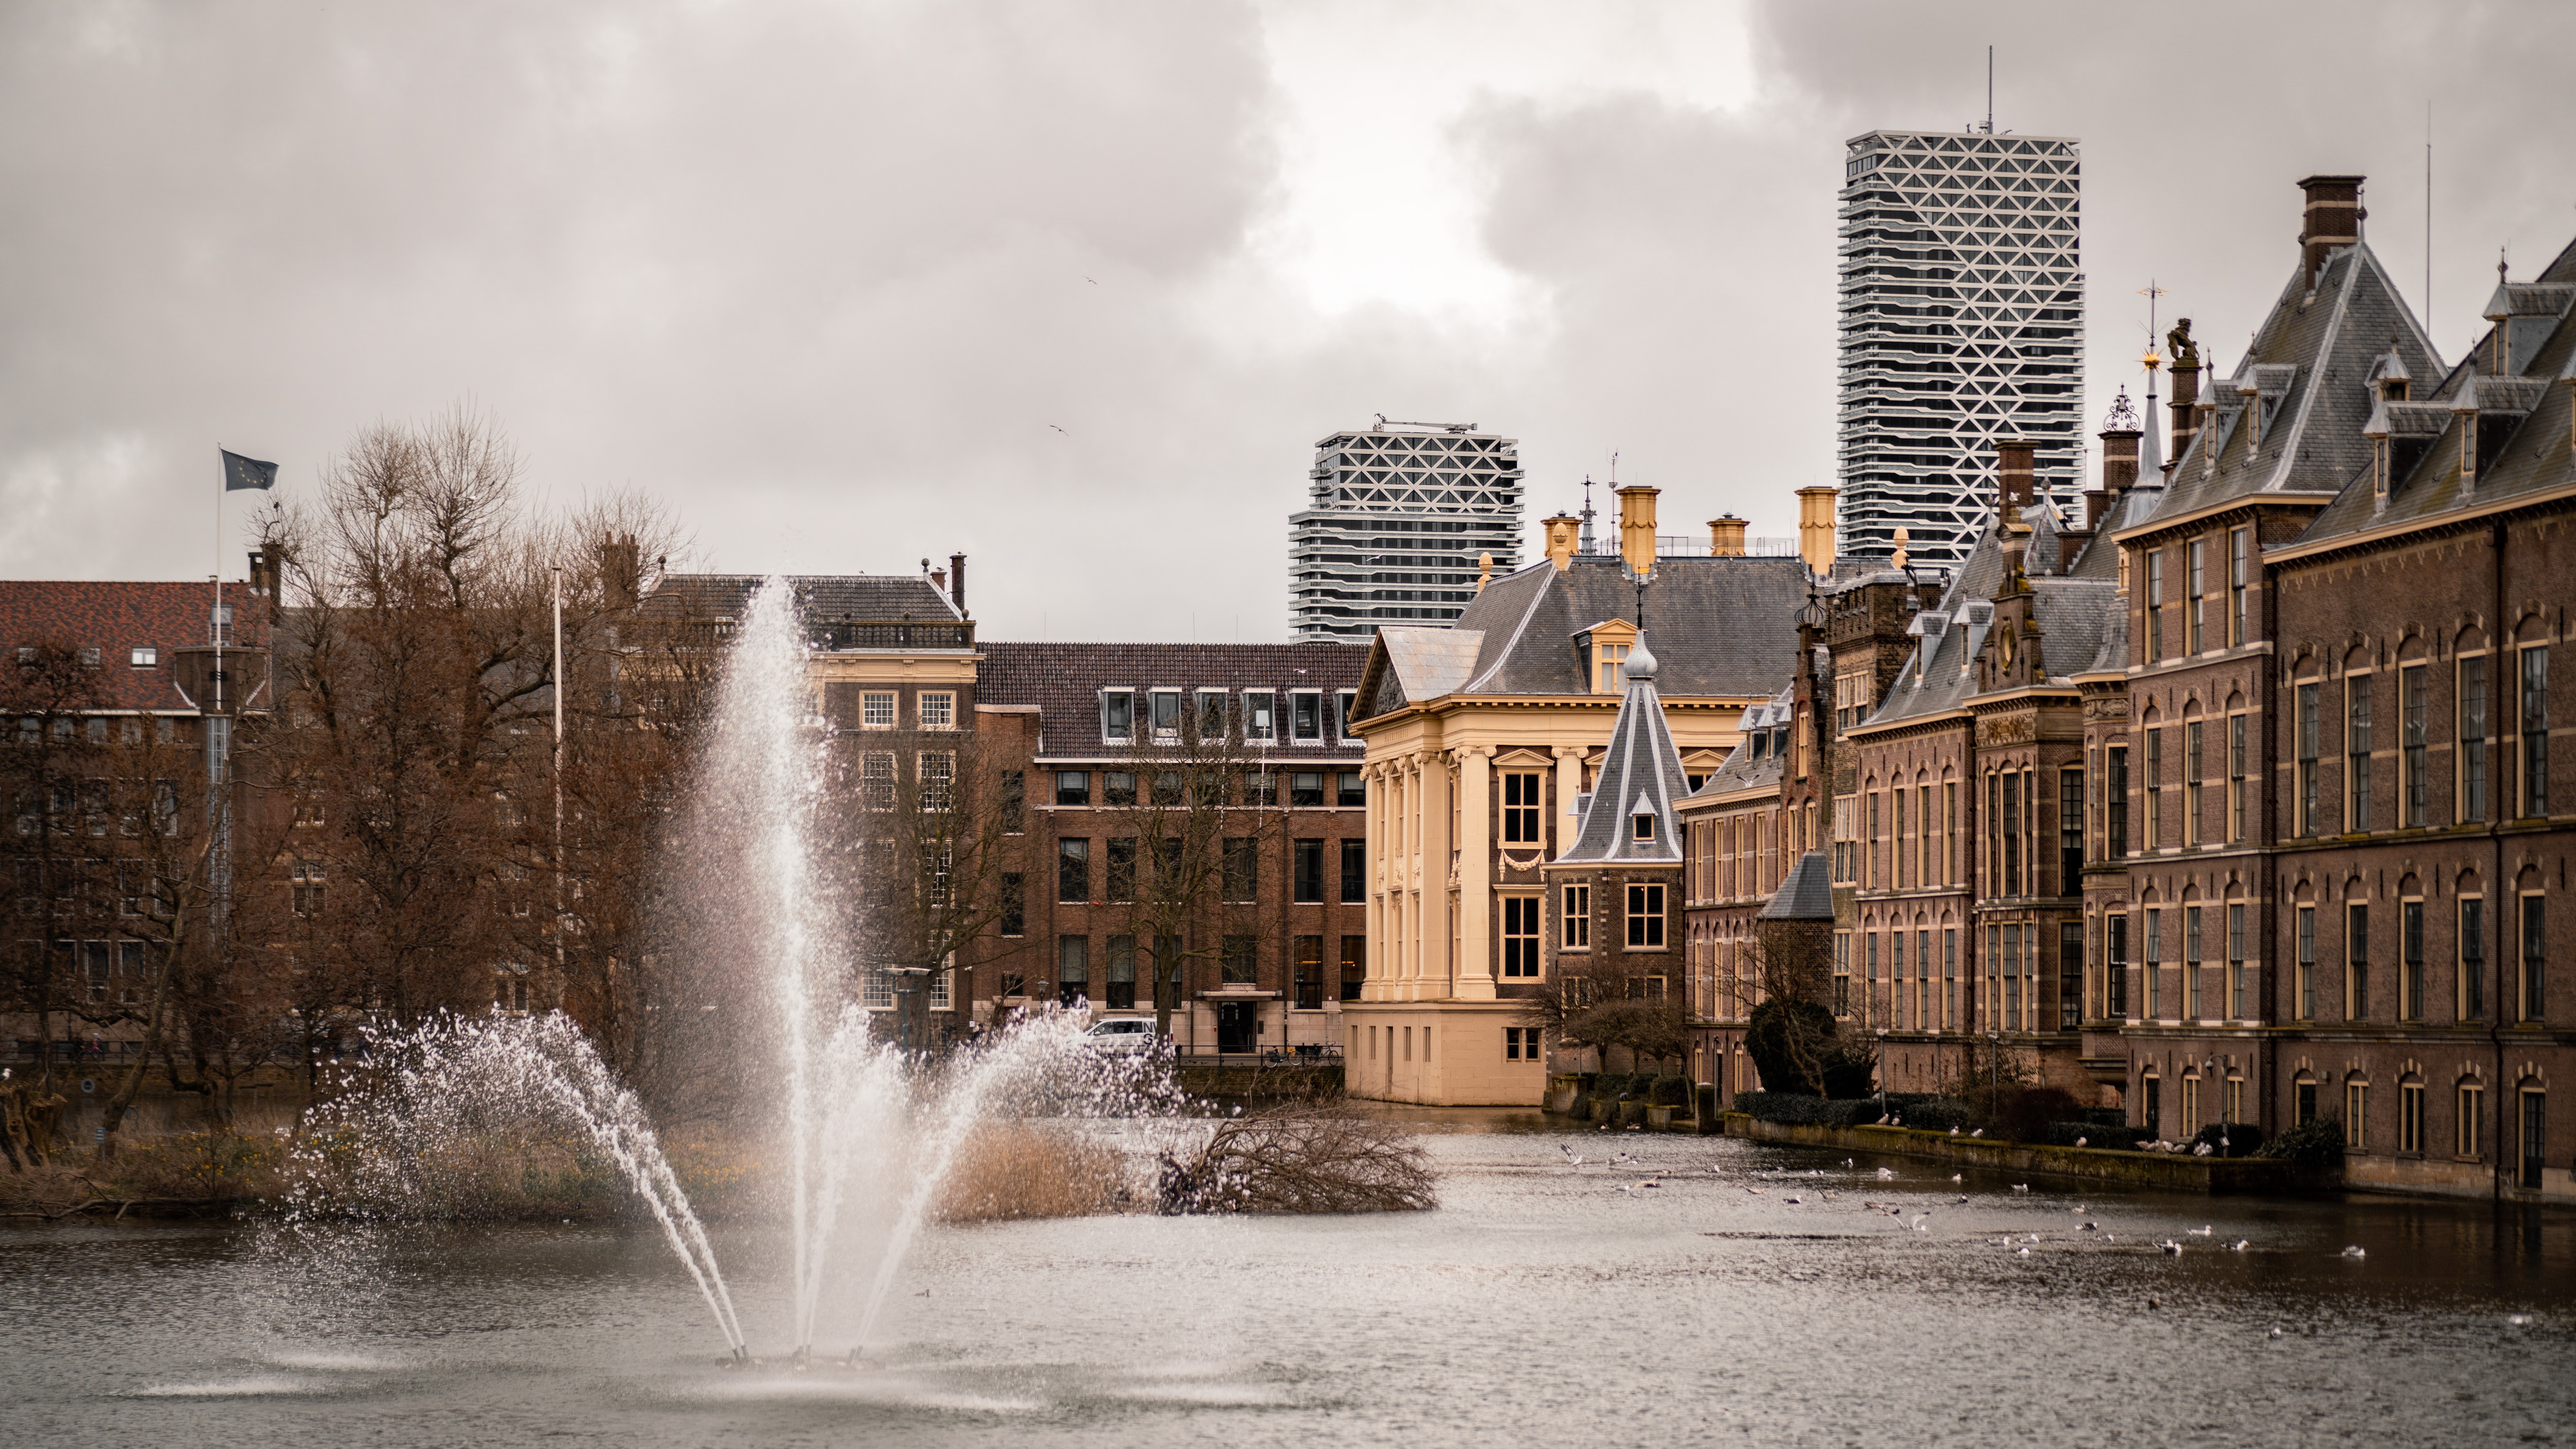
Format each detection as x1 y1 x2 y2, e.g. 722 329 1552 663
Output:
1343 488 1825 1104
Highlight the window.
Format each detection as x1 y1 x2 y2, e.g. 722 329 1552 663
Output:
2401 1082 2426 1153
2347 676 2373 832
2459 1082 2484 1158
1502 772 1542 844
2402 665 2429 827
2461 656 2488 822
918 751 954 812
1292 839 1324 903
1340 840 1365 902
2227 714 2247 843
2296 905 2316 1020
2461 898 2485 1020
129 646 157 668
1058 936 1089 1007
1151 770 1183 806
862 752 896 811
1218 837 1257 901
2146 550 2165 661
1101 689 1134 743
2106 913 2128 1018
1505 1026 1540 1061
1196 689 1228 740
998 874 1024 936
2142 731 2161 853
2296 1080 2317 1128
1057 839 1090 902
1944 926 1959 1029
861 691 895 729
2520 896 2546 1022
1337 770 1365 807
2185 905 2204 1019
77 646 99 667
1055 770 1091 806
2187 539 2205 654
1290 690 1323 743
2520 646 2549 817
2227 903 2247 1021
2402 899 2425 1020
2059 921 2082 1029
1103 771 1137 806
1341 936 1366 1001
2185 720 2205 846
2346 1082 2369 1150
1107 935 1138 1009
1287 771 1325 807
1223 935 1259 985
2297 682 2321 835
1502 896 1541 977
1625 883 1665 948
291 864 325 917
2144 907 2162 1018
1294 936 1324 1009
2347 903 2369 1021
1148 689 1182 740
2228 526 2249 645
1562 885 1590 949
860 964 893 1010
919 692 955 730
1334 690 1358 742
1632 812 1656 844
1105 838 1137 902
1243 691 1276 742
2105 747 2128 857
2059 769 2082 891
1835 933 1852 1017
1595 642 1630 693
2521 1090 2547 1190
1001 770 1024 832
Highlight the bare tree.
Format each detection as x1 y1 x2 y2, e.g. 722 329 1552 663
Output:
1733 921 1875 1098
1517 942 1688 1075
1107 703 1285 1043
0 641 118 1098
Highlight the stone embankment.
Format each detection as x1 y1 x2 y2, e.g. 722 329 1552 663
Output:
1720 1114 2334 1194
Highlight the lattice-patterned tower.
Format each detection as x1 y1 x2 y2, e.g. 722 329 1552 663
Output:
1836 129 2086 566
1290 422 1524 644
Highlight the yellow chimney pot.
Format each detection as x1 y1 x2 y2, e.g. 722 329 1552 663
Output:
1616 485 1659 576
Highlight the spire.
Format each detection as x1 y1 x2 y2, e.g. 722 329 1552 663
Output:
1554 628 1688 865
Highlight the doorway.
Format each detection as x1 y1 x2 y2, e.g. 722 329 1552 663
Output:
1217 1001 1257 1054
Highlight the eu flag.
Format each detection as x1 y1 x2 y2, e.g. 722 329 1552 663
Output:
221 449 277 491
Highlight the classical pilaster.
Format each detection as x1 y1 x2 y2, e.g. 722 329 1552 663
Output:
1416 749 1453 998
1453 745 1497 1001
1552 746 1586 856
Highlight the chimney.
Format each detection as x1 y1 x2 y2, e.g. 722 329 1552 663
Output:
948 551 968 615
1543 513 1581 572
929 568 947 594
599 532 640 612
2166 318 2201 462
1795 485 1837 576
1994 439 2037 511
1707 514 1747 557
246 549 274 599
2297 174 2365 295
1616 485 1659 575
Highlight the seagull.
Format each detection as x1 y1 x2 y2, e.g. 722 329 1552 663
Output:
2080 1222 2099 1232
2230 1240 2250 1252
2072 1205 2088 1215
1957 1194 1970 1204
1909 1215 1929 1232
913 1288 931 1298
2015 1246 2032 1256
1950 1174 1963 1183
1560 1145 1585 1168
2341 1245 2367 1259
1049 424 1069 434
1704 1165 1724 1175
1875 1116 1890 1125
1610 1151 1636 1166
1949 1127 1961 1137
2510 1315 2532 1327
1638 1179 1662 1189
1785 1194 1803 1204
2075 1136 2088 1148
1612 1183 1635 1195
2011 1184 2030 1193
1744 1186 1765 1195
2268 1327 2284 1339
2187 1225 2213 1237
1876 1167 1895 1181
1890 1117 1903 1127
1971 1128 1985 1138
1843 1158 1855 1168
2160 1240 2184 1255
2193 1142 2214 1157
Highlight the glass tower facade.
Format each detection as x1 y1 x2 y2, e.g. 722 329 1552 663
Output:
1836 130 2084 566
1289 425 1523 645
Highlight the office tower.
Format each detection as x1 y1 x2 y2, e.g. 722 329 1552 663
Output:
1289 421 1523 645
1836 128 2085 566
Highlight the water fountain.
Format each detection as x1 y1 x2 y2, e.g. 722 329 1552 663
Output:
286 577 1185 1367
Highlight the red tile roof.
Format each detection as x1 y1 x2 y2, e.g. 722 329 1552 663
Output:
0 581 269 711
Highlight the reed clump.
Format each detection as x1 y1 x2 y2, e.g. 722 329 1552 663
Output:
932 1121 1131 1223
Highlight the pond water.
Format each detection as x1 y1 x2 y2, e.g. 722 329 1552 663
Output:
7 1116 2573 1448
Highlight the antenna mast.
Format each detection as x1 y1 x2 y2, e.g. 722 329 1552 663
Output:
1986 46 1994 134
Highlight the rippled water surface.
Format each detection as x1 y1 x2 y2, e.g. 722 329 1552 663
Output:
8 1118 2574 1447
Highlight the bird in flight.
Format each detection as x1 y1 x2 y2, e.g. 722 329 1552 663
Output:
1049 424 1069 434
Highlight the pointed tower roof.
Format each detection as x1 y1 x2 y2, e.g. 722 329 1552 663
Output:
1555 634 1689 865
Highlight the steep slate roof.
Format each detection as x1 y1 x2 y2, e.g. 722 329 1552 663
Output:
1759 851 1835 921
1685 683 1794 802
2296 234 2576 551
978 642 1367 759
1374 627 1486 707
1357 552 1808 717
2146 241 2443 525
1553 639 1689 865
0 581 270 712
639 573 962 624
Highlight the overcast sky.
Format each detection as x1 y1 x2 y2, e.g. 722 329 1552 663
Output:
5 1 2571 640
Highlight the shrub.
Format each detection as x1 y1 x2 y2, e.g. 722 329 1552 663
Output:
1744 998 1879 1098
1732 1092 1884 1127
1986 1086 2086 1144
2193 1122 2265 1158
2256 1118 2342 1168
1889 1096 1971 1132
1648 1074 1691 1108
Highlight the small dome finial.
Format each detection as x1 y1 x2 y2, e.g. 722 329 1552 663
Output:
1623 637 1658 681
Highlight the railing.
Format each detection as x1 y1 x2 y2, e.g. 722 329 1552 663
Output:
1578 536 1798 559
1170 1043 1344 1064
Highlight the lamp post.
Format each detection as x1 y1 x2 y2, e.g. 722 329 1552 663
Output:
885 965 934 1055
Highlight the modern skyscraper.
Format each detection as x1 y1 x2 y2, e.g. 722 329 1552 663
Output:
1836 129 2085 566
1290 422 1523 645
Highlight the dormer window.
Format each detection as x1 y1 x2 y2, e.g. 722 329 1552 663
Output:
1149 689 1182 740
1101 689 1134 743
1632 813 1656 843
1596 644 1630 692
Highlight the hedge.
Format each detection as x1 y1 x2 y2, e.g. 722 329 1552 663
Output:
2045 1121 2154 1151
